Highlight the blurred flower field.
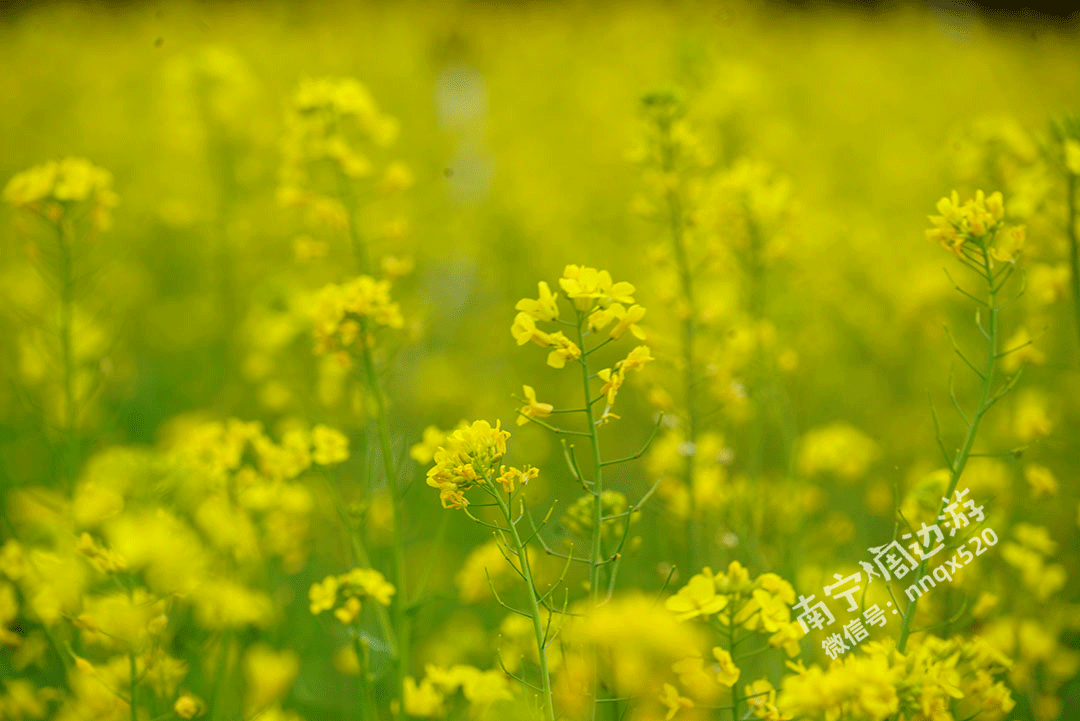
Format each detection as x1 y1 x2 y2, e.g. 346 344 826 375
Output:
1 2 1080 720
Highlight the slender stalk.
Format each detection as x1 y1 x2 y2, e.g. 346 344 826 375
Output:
897 243 1001 653
727 607 740 721
323 474 399 655
56 219 78 488
660 131 700 573
1067 173 1080 353
491 490 556 721
575 314 605 606
355 635 379 721
358 327 409 717
574 313 605 721
337 166 370 275
129 651 138 721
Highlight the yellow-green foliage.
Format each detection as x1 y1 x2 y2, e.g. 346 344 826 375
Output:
1 3 1079 721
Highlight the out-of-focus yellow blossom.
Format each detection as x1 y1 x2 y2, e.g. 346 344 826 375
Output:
797 423 879 481
570 593 705 703
3 158 118 231
242 644 299 713
313 276 404 355
779 636 1013 721
455 539 539 604
517 384 554 425
1014 389 1052 441
425 420 511 509
0 583 19 647
561 490 637 541
309 575 338 614
410 425 449 464
1023 464 1058 498
1000 328 1044 374
76 588 166 651
174 693 206 719
75 532 127 573
0 541 26 581
415 664 514 713
279 77 402 220
311 424 349 465
403 676 445 718
308 568 394 623
1001 524 1065 600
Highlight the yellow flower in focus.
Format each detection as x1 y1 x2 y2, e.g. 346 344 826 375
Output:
597 367 623 406
511 312 552 348
666 568 728 621
926 189 1007 256
618 345 654 372
544 332 581 369
609 303 647 340
426 420 511 509
712 647 740 687
311 424 349 465
495 465 539 494
515 281 560 322
518 385 554 425
559 265 636 311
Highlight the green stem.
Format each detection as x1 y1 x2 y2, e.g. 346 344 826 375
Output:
129 651 138 721
57 219 78 488
897 243 1001 653
358 328 409 717
728 605 740 721
574 314 605 721
355 635 379 721
324 474 399 655
492 490 556 721
661 138 700 572
1067 173 1080 353
338 166 370 275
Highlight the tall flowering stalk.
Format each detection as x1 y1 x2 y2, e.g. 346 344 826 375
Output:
425 421 555 720
1050 116 1080 353
284 77 415 716
899 190 1028 652
312 275 411 714
3 158 117 488
638 92 704 569
509 265 662 719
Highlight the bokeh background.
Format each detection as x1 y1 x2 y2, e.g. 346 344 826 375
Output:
1 2 1079 720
